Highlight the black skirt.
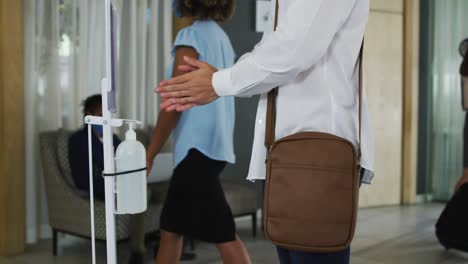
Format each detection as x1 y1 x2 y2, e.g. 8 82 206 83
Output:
464 112 468 168
160 148 236 243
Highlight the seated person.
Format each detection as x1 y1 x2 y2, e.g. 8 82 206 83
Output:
68 94 147 264
458 48 468 192
68 94 121 200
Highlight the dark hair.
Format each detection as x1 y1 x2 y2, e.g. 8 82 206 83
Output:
175 0 235 22
82 94 102 117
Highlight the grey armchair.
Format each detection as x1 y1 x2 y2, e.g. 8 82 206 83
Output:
222 181 259 237
39 129 164 255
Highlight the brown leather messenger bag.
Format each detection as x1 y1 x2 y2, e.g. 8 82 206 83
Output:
263 0 364 253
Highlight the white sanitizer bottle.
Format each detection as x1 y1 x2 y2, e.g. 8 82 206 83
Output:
115 122 147 214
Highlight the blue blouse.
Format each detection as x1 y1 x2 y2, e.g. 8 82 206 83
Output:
167 20 236 166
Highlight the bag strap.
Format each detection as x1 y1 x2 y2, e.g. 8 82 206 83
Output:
265 0 364 161
264 0 280 150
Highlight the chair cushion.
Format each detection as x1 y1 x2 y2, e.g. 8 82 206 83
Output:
56 129 76 188
222 182 258 216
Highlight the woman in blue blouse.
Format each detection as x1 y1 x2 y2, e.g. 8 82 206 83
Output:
147 1 251 263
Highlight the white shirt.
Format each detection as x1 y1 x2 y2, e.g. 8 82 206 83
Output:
212 0 374 183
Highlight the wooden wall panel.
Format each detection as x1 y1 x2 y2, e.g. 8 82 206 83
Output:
371 0 404 13
0 0 25 256
359 10 404 207
402 0 420 204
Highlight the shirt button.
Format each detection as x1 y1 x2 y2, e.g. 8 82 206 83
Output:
258 119 263 124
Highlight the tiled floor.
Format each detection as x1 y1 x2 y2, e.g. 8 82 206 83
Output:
1 204 468 263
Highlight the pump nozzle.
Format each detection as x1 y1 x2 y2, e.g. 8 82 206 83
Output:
128 122 136 131
125 121 139 140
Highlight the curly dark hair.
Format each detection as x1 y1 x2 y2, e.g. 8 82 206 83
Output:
175 0 235 22
82 94 101 117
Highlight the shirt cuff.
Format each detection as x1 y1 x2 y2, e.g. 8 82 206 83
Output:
361 168 374 185
212 68 234 97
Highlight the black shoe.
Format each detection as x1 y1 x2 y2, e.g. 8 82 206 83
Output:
128 252 144 264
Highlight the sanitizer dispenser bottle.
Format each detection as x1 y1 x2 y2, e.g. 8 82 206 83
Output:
115 122 147 214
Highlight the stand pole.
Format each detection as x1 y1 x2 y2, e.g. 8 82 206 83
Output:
102 0 117 262
87 125 97 264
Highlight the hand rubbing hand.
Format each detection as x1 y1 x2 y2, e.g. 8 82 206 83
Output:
154 56 219 112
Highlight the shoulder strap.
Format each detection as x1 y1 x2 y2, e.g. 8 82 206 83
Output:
265 0 364 161
264 0 280 149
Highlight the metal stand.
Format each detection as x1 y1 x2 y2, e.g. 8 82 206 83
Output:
85 115 141 264
84 2 142 263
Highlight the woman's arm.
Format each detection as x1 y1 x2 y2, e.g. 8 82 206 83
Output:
455 169 468 192
146 46 199 173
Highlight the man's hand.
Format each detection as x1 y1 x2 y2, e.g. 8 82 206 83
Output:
154 56 219 112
